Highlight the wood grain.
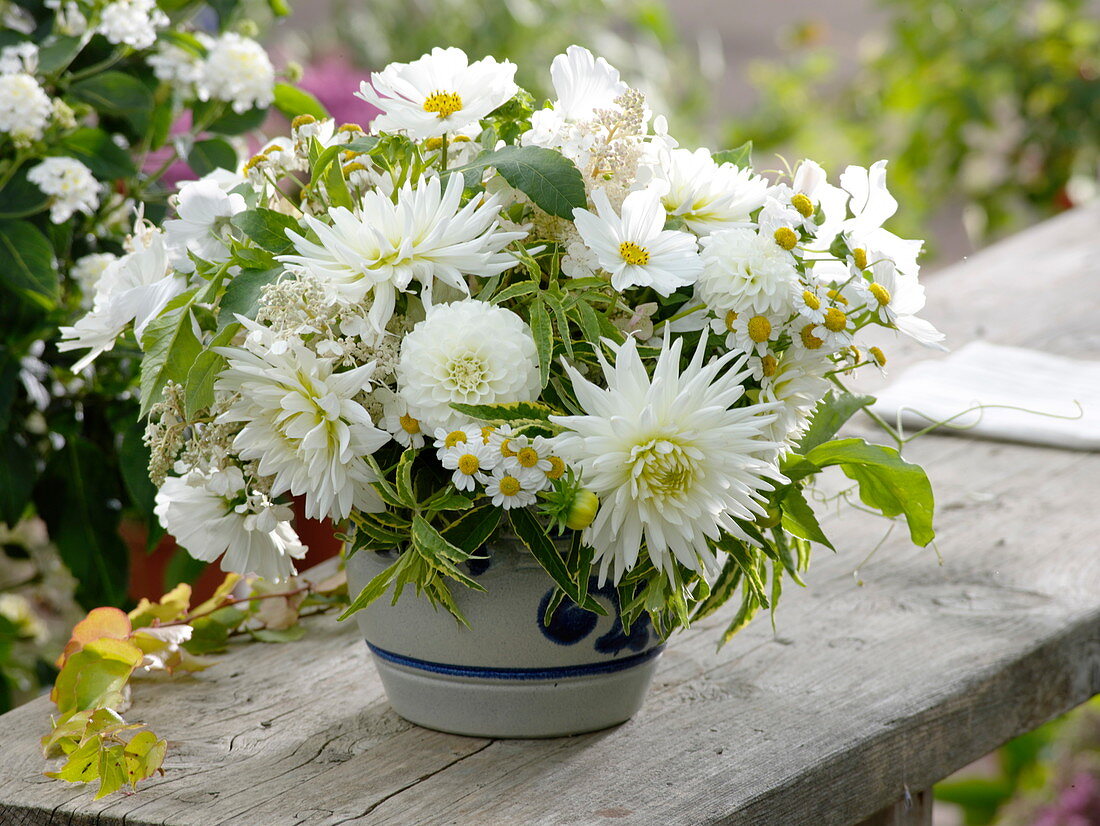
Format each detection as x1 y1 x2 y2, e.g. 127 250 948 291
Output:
1 202 1098 825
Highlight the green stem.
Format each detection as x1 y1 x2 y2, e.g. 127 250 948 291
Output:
0 152 28 192
440 133 449 171
64 48 128 84
828 373 905 451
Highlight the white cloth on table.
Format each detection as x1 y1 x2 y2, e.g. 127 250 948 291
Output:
870 341 1100 451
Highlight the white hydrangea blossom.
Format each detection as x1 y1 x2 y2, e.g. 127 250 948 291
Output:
0 73 52 145
198 33 275 114
70 252 118 307
27 157 101 223
148 35 209 93
96 0 169 50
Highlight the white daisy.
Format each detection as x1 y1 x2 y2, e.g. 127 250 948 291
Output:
572 188 702 295
433 423 486 451
759 346 834 448
652 147 768 235
356 47 518 140
718 309 784 357
215 321 391 521
376 386 426 448
164 178 246 271
27 157 101 224
438 437 498 492
154 467 306 582
696 227 800 317
864 258 946 350
484 466 543 509
398 300 541 432
280 173 526 336
810 304 855 352
550 335 782 585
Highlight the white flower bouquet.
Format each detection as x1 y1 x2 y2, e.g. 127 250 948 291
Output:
71 45 942 643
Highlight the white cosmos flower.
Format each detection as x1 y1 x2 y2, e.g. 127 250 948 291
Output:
572 188 702 295
525 45 627 146
398 300 540 432
164 178 246 271
215 319 391 521
356 47 518 140
551 335 783 585
864 258 946 350
27 157 101 224
58 229 184 371
652 147 768 235
835 161 923 276
280 173 526 335
154 467 306 582
696 227 801 317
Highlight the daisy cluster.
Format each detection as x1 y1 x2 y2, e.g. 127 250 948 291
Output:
80 46 941 636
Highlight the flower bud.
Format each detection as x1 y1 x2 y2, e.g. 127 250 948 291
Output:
565 490 599 530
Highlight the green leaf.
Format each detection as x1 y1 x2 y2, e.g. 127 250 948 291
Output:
343 136 380 155
70 71 154 133
123 730 166 789
339 552 410 620
37 35 85 74
0 168 49 219
529 298 553 389
441 505 501 553
95 745 127 799
205 105 267 136
448 400 558 424
139 290 202 416
488 280 540 305
690 557 743 623
780 487 834 550
35 437 129 607
457 145 587 218
59 128 137 180
218 266 283 328
52 638 143 714
187 138 237 177
232 208 300 254
183 606 247 654
508 508 606 616
713 141 752 168
0 220 58 308
251 625 306 643
410 515 484 590
805 438 936 546
0 439 35 525
796 391 875 454
273 82 329 120
46 734 103 783
184 324 240 419
394 449 417 508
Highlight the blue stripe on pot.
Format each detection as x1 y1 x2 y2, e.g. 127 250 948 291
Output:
366 641 665 681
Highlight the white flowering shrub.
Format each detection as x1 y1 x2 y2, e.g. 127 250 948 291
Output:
0 0 325 610
80 45 942 642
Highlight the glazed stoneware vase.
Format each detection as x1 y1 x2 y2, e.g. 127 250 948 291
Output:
345 540 664 738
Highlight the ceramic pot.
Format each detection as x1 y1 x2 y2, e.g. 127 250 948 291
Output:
345 541 663 738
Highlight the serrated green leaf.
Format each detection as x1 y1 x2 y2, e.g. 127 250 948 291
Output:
232 208 300 253
139 290 202 416
184 324 239 419
455 145 586 218
217 267 282 328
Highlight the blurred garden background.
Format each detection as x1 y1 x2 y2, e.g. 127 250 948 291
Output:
1 0 1096 822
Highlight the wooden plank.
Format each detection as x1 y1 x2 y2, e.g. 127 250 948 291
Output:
0 202 1097 824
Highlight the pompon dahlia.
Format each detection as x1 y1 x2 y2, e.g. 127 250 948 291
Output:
551 335 784 585
214 319 390 521
397 299 540 432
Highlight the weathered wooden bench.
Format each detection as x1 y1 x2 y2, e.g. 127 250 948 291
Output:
1 203 1098 825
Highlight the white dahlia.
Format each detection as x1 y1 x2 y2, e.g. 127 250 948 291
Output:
215 321 390 521
154 467 306 582
572 188 702 296
356 47 518 140
653 147 768 235
551 335 783 585
696 227 801 317
281 173 526 335
397 300 540 432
